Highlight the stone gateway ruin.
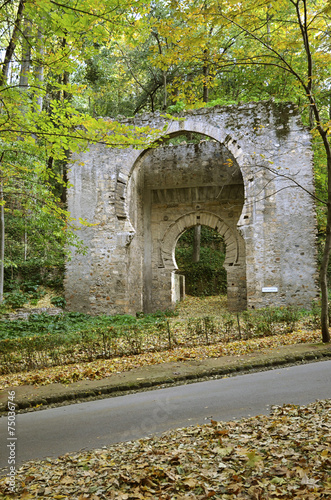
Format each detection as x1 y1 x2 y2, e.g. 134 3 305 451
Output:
65 101 318 315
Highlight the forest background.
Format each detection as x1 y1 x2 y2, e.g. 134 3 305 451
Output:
1 0 331 341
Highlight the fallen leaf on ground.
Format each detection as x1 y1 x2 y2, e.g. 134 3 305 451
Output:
0 399 330 499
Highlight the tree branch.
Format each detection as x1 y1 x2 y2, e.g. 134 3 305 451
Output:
0 0 13 11
49 0 125 23
257 163 326 205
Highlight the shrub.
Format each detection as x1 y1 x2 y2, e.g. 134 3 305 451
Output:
242 307 300 337
0 303 310 375
22 282 46 301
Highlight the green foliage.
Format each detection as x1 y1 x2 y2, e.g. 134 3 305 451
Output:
311 137 331 283
176 226 226 296
3 291 29 309
241 307 301 337
0 308 177 372
177 256 227 296
21 282 46 300
1 0 329 338
2 282 46 308
185 306 302 344
50 296 66 308
0 146 87 295
0 0 167 301
0 303 304 374
205 98 237 107
167 101 186 113
0 309 175 341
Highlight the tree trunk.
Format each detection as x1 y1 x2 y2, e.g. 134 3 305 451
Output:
34 27 44 113
309 105 314 130
19 18 31 88
216 1 330 343
163 71 167 109
0 0 25 85
0 1 26 302
24 216 27 262
0 179 4 303
319 153 331 343
203 46 209 103
193 225 201 263
151 31 167 109
0 1 25 300
266 3 272 42
203 62 209 103
60 150 70 205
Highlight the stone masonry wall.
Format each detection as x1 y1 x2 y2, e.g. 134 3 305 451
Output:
137 140 246 312
65 101 318 315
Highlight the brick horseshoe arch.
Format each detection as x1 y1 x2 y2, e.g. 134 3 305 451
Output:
160 211 240 270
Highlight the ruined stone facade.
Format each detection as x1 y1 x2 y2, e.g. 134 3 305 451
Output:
65 101 318 315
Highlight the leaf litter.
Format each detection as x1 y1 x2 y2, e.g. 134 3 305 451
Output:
0 297 330 498
0 294 322 389
0 399 330 499
0 327 321 389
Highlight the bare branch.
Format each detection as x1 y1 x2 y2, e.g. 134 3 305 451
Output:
216 9 309 95
257 163 326 205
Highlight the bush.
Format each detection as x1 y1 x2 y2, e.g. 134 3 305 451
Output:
0 309 176 342
21 282 46 301
21 280 41 294
167 101 186 113
0 311 172 373
0 305 308 375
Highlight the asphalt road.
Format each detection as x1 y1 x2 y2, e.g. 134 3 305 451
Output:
1 360 331 471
